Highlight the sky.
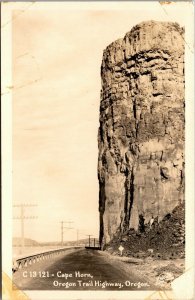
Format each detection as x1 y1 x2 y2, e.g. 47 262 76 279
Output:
11 2 191 243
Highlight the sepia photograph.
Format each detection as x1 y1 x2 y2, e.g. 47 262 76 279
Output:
1 1 194 300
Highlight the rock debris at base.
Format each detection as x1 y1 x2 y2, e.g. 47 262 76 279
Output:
106 202 184 260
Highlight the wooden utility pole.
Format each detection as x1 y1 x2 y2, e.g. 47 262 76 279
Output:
60 221 64 246
60 221 74 245
13 204 37 254
76 229 87 246
77 229 79 246
86 235 93 247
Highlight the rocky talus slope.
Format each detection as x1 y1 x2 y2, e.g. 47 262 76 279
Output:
98 21 185 250
106 202 185 259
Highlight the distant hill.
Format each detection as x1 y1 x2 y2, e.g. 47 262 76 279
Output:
13 237 40 247
40 238 99 247
13 237 99 247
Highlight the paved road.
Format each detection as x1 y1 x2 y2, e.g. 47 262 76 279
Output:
13 248 152 290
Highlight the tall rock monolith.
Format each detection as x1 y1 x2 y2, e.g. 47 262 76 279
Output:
98 21 185 246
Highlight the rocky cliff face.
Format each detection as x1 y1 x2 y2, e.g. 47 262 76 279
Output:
98 21 185 247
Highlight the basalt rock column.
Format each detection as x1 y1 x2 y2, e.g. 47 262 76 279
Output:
98 21 185 246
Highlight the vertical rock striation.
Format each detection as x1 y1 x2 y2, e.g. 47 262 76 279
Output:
98 21 185 246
